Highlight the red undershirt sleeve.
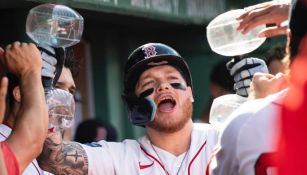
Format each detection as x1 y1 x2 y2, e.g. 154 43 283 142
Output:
1 141 20 175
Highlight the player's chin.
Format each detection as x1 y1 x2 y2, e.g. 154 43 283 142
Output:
148 115 190 133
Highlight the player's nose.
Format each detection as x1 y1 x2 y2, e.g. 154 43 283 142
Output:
157 82 170 93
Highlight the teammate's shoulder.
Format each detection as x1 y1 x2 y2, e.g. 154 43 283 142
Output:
192 123 219 137
193 123 216 131
237 98 268 113
218 101 259 141
219 92 285 141
237 89 287 114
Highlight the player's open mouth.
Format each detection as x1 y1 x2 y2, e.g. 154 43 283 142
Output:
157 96 176 112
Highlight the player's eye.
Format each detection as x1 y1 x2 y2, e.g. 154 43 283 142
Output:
139 88 154 98
140 81 155 91
170 83 187 91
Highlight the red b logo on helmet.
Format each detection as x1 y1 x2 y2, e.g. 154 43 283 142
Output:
142 46 157 58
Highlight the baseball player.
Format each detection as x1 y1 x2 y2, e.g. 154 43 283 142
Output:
278 37 307 175
38 43 219 175
1 43 63 175
206 87 287 175
0 42 48 175
277 0 307 174
207 0 306 174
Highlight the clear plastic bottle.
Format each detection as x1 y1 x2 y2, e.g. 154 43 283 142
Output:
25 4 81 131
206 9 266 56
46 88 75 131
209 94 247 130
26 3 84 48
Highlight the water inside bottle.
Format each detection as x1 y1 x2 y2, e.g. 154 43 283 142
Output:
49 106 74 129
46 88 75 130
206 9 266 56
209 94 247 130
26 4 83 48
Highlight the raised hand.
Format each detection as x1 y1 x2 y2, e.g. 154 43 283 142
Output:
237 0 290 38
2 42 42 78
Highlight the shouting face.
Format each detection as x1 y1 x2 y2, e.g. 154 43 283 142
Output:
135 65 193 133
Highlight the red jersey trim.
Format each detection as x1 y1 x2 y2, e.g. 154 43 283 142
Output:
0 126 42 175
188 140 207 175
140 146 170 175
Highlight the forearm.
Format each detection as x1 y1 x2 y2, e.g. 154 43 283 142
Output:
6 71 48 171
38 131 89 175
19 70 48 137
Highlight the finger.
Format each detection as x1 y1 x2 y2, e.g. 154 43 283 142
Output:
258 26 287 38
237 2 272 20
233 63 269 83
0 77 8 120
0 77 8 101
41 52 57 65
12 41 21 48
5 44 12 50
242 13 277 34
274 73 288 90
234 79 252 90
42 61 56 72
21 42 28 48
243 1 272 12
237 7 271 31
230 57 267 76
0 47 4 59
0 48 5 72
236 11 249 21
29 42 37 48
236 87 250 97
253 72 274 82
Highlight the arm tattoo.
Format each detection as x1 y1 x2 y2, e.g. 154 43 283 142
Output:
37 133 89 175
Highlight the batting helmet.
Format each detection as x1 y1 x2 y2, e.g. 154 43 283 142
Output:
123 43 192 96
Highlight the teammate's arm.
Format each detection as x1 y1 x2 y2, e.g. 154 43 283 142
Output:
1 42 48 173
207 111 252 175
37 131 89 175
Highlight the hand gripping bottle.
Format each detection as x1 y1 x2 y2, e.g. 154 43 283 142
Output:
26 3 83 131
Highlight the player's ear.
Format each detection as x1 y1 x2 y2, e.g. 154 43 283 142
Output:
187 86 194 102
13 86 21 103
190 95 194 102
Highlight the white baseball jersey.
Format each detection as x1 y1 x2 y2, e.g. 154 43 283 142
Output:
82 123 218 175
0 124 53 175
207 90 287 175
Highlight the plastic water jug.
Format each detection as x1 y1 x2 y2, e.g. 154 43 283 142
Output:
26 3 83 48
46 88 75 131
209 94 247 130
207 9 266 56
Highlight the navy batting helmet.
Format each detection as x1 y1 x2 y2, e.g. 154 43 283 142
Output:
123 43 192 96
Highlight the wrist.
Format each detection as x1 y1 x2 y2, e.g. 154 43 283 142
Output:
20 69 41 80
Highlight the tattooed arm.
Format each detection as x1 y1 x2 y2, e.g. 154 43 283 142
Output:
37 131 88 175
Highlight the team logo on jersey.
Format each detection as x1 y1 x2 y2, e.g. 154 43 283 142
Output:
85 142 102 147
142 45 157 58
139 161 154 170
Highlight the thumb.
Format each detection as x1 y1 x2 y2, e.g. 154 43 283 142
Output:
0 47 4 59
258 26 287 38
0 48 6 75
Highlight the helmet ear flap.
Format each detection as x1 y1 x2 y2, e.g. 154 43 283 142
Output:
122 43 193 126
122 95 156 127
